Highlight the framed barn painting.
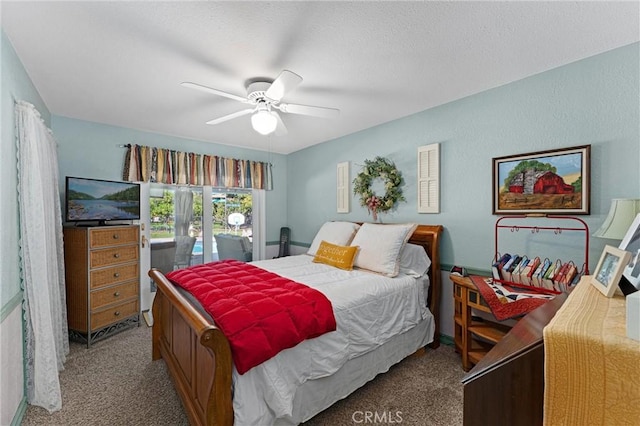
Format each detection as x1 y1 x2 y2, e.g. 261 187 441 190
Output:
492 145 590 215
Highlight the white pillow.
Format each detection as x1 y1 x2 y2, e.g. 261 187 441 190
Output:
350 223 418 277
307 221 361 256
399 243 432 277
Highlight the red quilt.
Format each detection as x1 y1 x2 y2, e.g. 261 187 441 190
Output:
166 260 337 374
469 275 553 321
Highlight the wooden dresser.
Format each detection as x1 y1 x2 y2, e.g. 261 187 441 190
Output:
462 292 566 426
64 225 140 347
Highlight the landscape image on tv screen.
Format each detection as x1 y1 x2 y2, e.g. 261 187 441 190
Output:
66 177 140 222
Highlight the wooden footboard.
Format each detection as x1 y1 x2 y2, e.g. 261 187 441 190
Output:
149 269 233 426
149 223 443 425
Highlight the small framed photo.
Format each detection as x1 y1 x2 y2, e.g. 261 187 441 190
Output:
618 213 640 292
591 245 631 297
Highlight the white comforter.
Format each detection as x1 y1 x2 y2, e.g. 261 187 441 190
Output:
232 255 431 425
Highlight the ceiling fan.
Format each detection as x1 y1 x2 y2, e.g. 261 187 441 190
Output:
182 70 340 136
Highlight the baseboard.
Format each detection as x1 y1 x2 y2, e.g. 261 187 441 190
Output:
440 334 455 347
11 397 27 426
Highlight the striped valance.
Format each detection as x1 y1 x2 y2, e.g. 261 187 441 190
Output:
122 144 272 190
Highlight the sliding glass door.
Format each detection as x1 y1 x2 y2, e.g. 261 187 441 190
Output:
149 184 252 270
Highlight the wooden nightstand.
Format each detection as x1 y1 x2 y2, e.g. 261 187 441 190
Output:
451 274 512 371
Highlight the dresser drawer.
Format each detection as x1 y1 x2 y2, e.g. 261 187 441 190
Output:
90 227 139 249
91 300 138 331
91 281 138 310
90 263 139 289
90 245 138 268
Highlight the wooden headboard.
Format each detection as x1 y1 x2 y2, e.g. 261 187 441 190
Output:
408 224 443 348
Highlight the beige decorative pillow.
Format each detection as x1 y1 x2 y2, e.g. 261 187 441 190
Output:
307 221 361 256
350 223 418 277
313 240 359 271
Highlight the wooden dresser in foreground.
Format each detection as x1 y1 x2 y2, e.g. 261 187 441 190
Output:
462 291 566 426
64 225 140 347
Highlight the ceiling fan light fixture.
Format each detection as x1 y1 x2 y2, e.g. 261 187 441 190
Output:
251 109 277 135
182 70 338 136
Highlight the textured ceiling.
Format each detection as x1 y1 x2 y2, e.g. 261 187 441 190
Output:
2 1 638 154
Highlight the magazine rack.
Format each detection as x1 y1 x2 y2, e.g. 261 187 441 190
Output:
493 215 590 294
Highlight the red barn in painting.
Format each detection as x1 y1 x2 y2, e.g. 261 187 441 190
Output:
508 170 573 195
533 171 574 194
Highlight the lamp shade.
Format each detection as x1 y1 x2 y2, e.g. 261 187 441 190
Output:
251 110 277 135
593 199 640 240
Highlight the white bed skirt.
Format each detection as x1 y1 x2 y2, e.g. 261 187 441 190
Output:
278 311 434 425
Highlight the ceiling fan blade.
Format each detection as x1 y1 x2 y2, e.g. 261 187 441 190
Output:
206 108 253 126
272 111 288 136
265 70 302 101
181 82 248 103
278 102 340 119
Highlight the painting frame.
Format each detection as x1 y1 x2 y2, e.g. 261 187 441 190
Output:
591 245 631 298
618 213 640 293
492 145 590 215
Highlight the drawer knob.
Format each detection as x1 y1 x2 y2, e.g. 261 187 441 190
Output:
113 234 119 239
114 292 120 297
113 272 120 278
114 311 120 317
113 253 120 259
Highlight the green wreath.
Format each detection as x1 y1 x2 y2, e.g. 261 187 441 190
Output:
353 156 405 219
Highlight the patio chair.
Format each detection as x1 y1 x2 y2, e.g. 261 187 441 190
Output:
150 240 177 274
173 236 196 269
214 233 252 262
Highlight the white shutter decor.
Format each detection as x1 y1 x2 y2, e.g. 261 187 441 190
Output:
337 161 350 213
418 143 440 213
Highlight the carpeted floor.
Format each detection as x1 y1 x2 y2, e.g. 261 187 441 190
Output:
23 325 464 425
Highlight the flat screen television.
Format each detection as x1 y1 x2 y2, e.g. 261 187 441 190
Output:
65 176 140 225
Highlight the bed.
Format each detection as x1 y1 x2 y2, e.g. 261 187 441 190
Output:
148 222 443 425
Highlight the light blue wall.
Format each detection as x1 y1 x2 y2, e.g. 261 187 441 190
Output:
287 42 640 273
52 117 289 243
1 30 50 313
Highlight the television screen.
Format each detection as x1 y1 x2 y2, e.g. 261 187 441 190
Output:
66 176 140 224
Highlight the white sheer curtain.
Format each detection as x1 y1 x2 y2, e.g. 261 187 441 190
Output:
16 100 69 412
174 188 193 237
251 189 266 260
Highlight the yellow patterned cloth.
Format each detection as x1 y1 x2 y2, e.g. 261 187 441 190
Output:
543 276 640 425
